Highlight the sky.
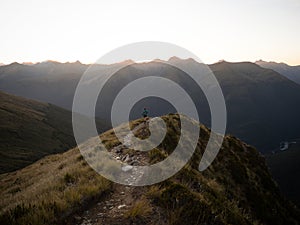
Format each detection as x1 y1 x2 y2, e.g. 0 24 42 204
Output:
0 0 299 65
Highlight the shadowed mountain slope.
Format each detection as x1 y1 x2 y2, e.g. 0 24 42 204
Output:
1 60 300 151
256 60 300 84
0 91 108 173
209 61 300 151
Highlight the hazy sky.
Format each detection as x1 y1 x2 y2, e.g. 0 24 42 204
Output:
0 0 299 65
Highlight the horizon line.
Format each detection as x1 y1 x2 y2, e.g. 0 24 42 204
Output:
1 58 299 67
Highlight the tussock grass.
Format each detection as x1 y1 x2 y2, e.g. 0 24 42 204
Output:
0 147 111 225
125 198 152 220
148 148 168 163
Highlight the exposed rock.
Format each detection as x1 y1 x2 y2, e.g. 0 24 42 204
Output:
124 155 131 163
121 165 133 172
117 204 126 209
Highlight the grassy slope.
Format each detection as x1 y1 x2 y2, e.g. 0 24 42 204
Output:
0 147 111 224
0 91 107 173
0 114 299 225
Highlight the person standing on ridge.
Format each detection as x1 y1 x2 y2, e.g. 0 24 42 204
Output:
142 107 149 121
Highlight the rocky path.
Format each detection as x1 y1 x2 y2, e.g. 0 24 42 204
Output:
74 185 147 225
73 120 151 225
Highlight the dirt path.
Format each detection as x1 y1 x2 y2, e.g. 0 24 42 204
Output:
72 121 152 225
73 184 147 225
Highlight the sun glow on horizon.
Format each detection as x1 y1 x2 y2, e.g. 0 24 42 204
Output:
0 0 299 66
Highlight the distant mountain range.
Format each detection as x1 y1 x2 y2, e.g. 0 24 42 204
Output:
256 60 300 84
0 91 108 173
1 59 299 224
0 59 300 152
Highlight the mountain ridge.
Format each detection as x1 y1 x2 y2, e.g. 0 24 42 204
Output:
1 58 299 67
0 114 299 225
256 60 300 84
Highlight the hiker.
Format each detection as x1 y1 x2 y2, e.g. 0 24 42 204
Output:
142 107 149 121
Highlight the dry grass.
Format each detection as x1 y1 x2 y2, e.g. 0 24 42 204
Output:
0 147 111 224
124 198 152 220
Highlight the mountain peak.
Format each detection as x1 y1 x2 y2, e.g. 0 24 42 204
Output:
74 60 82 64
9 62 22 66
168 56 197 63
256 59 289 66
121 59 135 64
255 59 266 63
168 56 181 62
43 60 60 64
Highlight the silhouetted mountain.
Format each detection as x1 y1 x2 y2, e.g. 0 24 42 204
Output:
0 114 299 225
1 59 300 152
0 61 86 109
0 91 108 173
256 60 300 84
